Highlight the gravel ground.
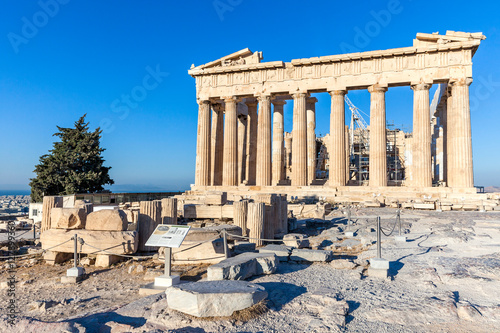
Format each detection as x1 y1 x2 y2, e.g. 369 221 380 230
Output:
1 208 500 332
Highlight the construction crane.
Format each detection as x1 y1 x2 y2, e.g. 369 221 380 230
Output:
344 95 370 184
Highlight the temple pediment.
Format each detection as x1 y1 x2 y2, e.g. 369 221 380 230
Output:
190 48 263 71
414 30 485 47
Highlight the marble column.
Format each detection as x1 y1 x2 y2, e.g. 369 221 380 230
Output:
285 133 292 179
368 85 388 187
195 99 211 186
447 78 473 188
306 97 317 185
237 112 247 184
222 96 238 186
272 99 286 185
211 103 224 186
245 98 258 185
256 95 272 186
292 92 308 186
411 83 432 187
329 90 347 187
345 125 350 182
442 87 450 184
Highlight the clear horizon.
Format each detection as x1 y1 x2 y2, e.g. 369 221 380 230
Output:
2 1 500 191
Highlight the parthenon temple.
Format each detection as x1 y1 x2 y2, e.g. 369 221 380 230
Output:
188 31 486 202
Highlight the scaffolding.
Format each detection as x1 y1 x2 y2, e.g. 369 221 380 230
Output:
345 95 370 185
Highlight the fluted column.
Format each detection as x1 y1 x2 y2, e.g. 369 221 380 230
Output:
248 202 265 247
292 92 308 186
411 83 432 187
222 96 238 186
211 103 224 186
139 200 162 252
256 95 272 186
345 125 350 182
195 99 211 186
329 90 347 187
285 133 292 179
161 198 177 225
447 78 473 188
368 85 388 187
306 97 317 185
233 200 248 236
442 87 450 184
245 99 258 185
237 112 247 184
272 99 286 185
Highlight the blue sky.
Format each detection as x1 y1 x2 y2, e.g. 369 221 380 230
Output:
1 0 500 192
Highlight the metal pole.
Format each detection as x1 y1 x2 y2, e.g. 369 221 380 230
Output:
33 223 36 240
347 205 352 230
376 217 381 259
74 233 78 268
165 247 171 276
398 209 401 236
223 229 229 259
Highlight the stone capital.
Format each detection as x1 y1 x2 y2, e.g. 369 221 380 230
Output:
328 90 347 97
271 98 287 106
411 83 432 91
449 78 473 87
222 96 238 104
212 103 224 112
306 97 318 104
197 99 211 106
257 94 271 103
244 97 258 108
368 85 388 93
291 92 308 99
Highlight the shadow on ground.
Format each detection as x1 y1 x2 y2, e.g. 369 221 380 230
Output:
66 312 147 333
257 282 307 311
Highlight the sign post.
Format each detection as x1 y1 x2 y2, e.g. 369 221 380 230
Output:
145 224 191 288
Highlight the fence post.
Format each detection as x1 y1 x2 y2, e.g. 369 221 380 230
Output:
223 229 229 259
398 209 401 236
376 217 381 259
73 233 78 267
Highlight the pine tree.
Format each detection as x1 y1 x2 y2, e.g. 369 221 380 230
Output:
29 115 114 202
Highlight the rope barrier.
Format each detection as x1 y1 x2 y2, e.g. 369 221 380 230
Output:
0 238 73 260
226 233 284 243
172 256 225 262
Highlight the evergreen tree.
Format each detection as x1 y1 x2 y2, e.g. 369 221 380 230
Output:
29 115 114 202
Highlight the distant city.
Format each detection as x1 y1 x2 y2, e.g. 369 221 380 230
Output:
0 195 30 217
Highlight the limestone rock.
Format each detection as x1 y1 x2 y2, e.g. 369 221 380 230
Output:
233 241 256 255
95 254 122 268
258 244 292 261
290 248 333 262
207 252 278 281
50 207 86 229
40 229 138 255
283 233 309 248
330 259 357 270
86 209 128 231
166 280 267 317
80 257 95 266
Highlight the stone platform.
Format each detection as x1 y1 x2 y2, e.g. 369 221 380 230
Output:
166 280 268 317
